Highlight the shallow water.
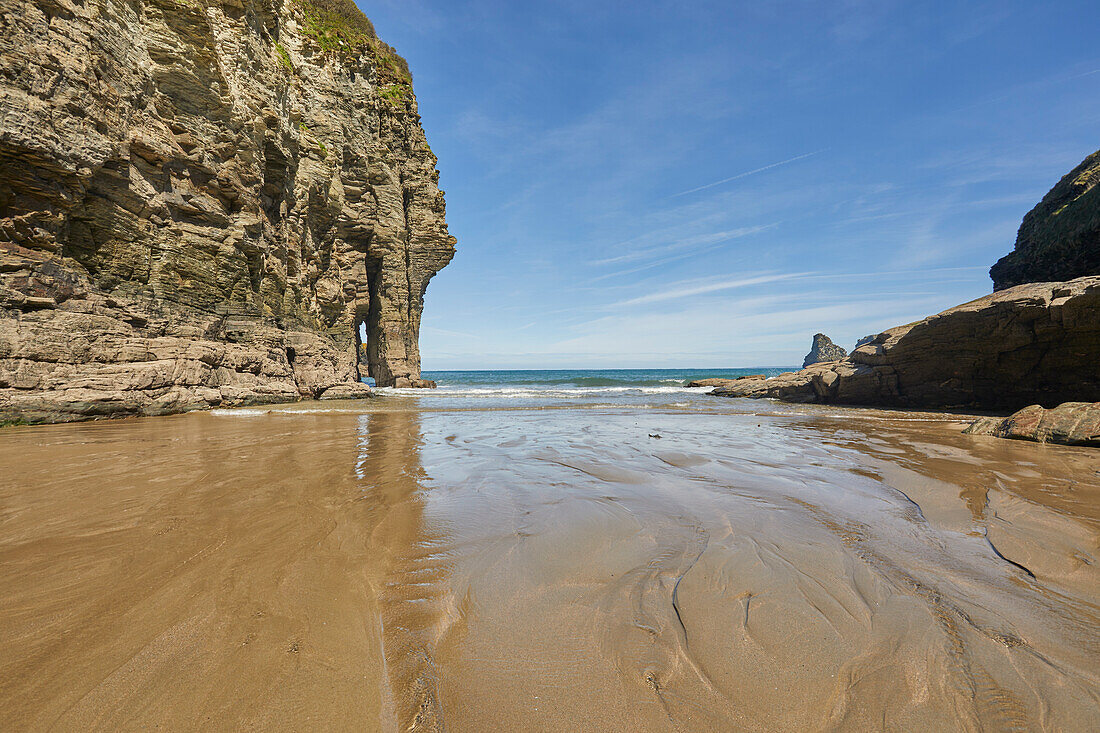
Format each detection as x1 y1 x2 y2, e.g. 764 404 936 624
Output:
1 386 1098 730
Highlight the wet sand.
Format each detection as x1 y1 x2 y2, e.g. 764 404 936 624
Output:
1 401 1098 730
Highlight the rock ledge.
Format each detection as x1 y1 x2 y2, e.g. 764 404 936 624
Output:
708 276 1100 411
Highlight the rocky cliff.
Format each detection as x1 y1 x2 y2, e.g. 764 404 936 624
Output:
0 0 455 422
709 277 1100 410
990 149 1100 290
801 333 846 368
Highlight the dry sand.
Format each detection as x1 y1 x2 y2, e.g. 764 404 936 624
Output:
1 402 1098 730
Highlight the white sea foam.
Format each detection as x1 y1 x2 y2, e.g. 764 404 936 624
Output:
374 385 712 398
210 408 273 416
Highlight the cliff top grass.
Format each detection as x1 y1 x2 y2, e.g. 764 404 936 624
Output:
295 0 375 46
293 0 411 83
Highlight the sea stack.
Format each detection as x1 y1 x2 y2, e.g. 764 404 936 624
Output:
802 333 847 367
0 0 455 423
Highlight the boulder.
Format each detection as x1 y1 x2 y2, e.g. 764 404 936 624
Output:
802 334 847 367
686 376 765 388
964 402 1100 447
392 377 437 389
318 383 374 401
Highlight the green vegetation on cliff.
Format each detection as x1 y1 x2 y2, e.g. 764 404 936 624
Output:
293 0 412 86
294 0 375 48
990 149 1100 290
379 83 411 105
274 41 293 70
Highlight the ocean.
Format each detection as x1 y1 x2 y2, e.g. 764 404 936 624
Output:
370 367 794 409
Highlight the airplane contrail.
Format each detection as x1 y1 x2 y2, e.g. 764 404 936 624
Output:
670 149 828 197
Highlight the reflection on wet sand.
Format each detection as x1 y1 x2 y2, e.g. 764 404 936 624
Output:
357 410 449 731
0 410 439 730
1 402 1098 730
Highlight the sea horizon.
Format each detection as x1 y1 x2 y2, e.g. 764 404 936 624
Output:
363 366 800 387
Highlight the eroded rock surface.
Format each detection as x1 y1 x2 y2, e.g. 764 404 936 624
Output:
710 277 1100 411
802 333 847 368
991 149 1100 290
0 0 454 423
685 375 764 388
965 402 1100 447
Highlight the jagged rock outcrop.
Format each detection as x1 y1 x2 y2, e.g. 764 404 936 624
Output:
990 150 1100 290
965 402 1100 447
710 277 1100 411
802 333 846 368
0 0 455 422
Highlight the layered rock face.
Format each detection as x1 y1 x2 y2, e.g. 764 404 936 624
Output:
801 333 846 367
710 277 1100 410
990 150 1100 290
0 0 455 422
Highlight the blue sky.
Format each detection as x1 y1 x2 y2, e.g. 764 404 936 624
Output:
362 0 1100 369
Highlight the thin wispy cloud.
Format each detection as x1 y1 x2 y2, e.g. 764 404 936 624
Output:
421 325 477 338
613 272 811 307
950 60 1100 113
670 150 828 198
606 265 989 310
541 291 958 367
802 266 987 281
831 193 1038 225
591 224 777 266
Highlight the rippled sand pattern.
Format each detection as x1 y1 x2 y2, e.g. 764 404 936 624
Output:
1 402 1098 730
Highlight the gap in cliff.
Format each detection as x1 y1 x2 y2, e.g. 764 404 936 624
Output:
358 253 383 384
402 184 414 321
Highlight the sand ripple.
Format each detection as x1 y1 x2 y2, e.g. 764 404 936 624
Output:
0 405 1098 730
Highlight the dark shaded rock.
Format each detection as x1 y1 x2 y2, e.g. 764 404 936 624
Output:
802 333 847 368
991 150 1100 290
855 334 876 349
964 402 1100 447
709 277 1100 411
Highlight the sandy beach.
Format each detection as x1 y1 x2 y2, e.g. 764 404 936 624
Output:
2 0 1098 729
2 393 1098 730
